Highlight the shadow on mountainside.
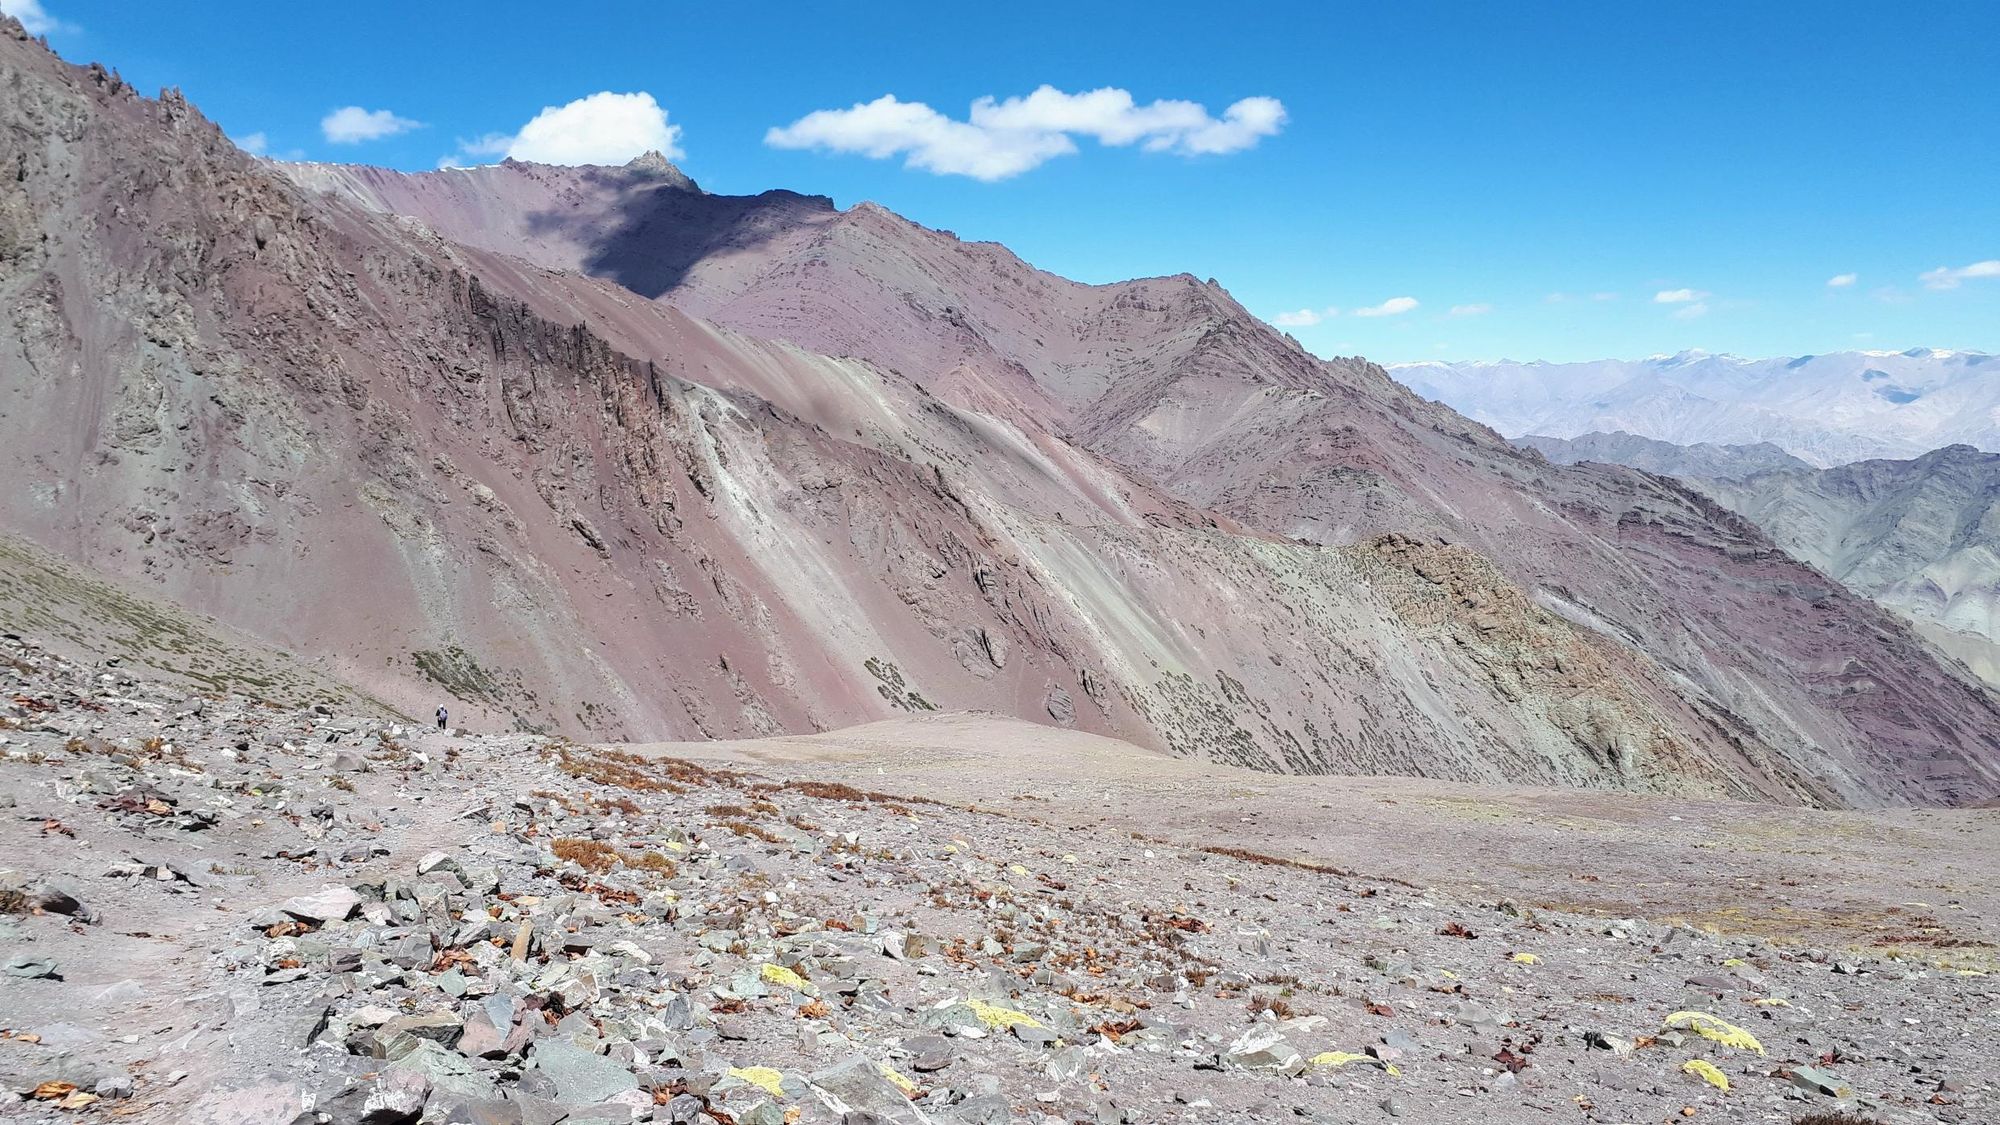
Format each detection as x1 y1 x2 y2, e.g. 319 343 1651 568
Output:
521 167 836 299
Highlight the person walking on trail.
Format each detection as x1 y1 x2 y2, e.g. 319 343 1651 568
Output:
436 705 448 732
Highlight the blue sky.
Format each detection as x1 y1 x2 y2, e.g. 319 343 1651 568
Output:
12 0 1998 363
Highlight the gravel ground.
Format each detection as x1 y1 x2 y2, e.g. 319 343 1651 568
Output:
2 636 1996 1125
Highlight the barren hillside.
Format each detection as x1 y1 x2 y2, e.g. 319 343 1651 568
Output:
3 19 1998 805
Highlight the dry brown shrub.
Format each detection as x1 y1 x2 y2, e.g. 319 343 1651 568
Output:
552 837 620 873
625 850 678 875
1248 994 1296 1019
720 820 786 844
1199 844 1353 876
781 779 869 801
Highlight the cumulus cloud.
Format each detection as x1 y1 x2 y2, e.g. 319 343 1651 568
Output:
1352 296 1419 318
1652 288 1709 304
1826 272 1857 288
1672 301 1710 320
0 0 68 34
1448 303 1492 317
765 86 1286 180
1271 306 1338 328
507 92 682 165
1919 259 2000 290
321 106 422 144
439 92 682 168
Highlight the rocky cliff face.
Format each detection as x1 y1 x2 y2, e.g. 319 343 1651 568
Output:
5 20 2000 805
1703 445 2000 688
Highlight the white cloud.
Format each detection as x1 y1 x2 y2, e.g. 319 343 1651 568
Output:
1448 303 1492 317
1271 306 1338 328
438 132 519 169
1672 301 1710 320
0 0 68 34
322 106 422 144
506 92 682 165
1352 296 1419 318
765 85 1286 180
768 95 1068 180
1653 287 1710 304
1826 272 1857 288
439 93 683 169
1919 259 2000 290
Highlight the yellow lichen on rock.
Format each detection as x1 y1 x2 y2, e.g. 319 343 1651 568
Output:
1309 1051 1398 1076
1664 1011 1765 1055
761 963 809 990
1682 1059 1730 1091
965 998 1043 1030
728 1066 786 1098
1510 952 1539 964
880 1064 919 1096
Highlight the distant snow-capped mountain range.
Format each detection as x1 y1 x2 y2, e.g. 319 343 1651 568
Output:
1389 348 2000 467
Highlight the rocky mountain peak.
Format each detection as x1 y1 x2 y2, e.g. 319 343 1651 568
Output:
624 148 698 190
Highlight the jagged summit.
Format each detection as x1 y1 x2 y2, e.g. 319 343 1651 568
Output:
493 149 701 190
624 147 692 182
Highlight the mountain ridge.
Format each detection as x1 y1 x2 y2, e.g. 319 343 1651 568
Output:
1515 430 1814 480
5 19 2000 805
1701 444 2000 688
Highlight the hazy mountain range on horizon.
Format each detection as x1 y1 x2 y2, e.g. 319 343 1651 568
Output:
1391 348 2000 467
